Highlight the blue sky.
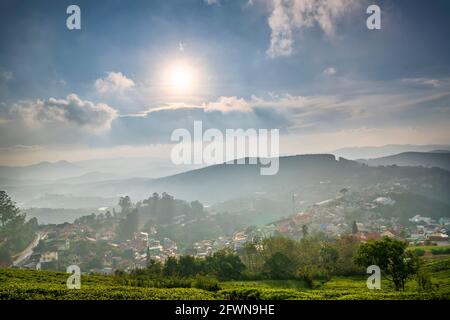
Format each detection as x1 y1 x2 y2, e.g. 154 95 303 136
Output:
0 0 449 165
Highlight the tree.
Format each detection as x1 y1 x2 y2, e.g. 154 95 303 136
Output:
319 244 339 274
163 256 178 277
177 255 200 277
146 247 151 267
240 241 260 272
205 249 246 280
86 256 103 270
354 237 420 291
190 200 204 217
0 246 12 267
352 221 358 234
333 235 362 275
301 225 309 238
146 259 163 276
0 191 36 263
116 209 139 240
160 192 175 224
0 191 23 230
263 252 296 279
118 196 132 216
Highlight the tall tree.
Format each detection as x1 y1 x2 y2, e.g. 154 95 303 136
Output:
301 224 309 238
0 190 23 230
190 200 204 217
352 221 359 234
0 191 35 266
354 237 420 291
160 192 175 224
118 196 132 216
117 209 139 240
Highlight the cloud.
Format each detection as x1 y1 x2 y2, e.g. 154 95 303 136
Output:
204 96 252 113
2 83 449 150
204 0 220 5
401 78 441 88
0 71 14 83
10 94 117 131
266 0 359 58
95 72 135 93
140 96 253 115
323 67 337 76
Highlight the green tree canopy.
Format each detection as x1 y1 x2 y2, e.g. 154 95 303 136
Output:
354 237 420 291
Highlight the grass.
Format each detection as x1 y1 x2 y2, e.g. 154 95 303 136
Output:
408 244 450 253
1 257 449 300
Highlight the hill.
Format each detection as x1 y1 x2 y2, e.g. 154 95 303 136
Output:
0 160 86 181
359 152 450 171
333 144 450 159
149 154 450 204
3 154 450 208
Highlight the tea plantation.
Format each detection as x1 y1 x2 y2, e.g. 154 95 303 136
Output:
1 256 449 300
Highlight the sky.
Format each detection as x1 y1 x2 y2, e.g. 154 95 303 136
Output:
0 0 450 166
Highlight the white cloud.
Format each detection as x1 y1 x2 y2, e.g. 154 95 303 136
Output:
266 0 359 58
401 78 441 88
323 67 337 76
204 0 219 5
2 83 449 151
95 72 135 93
0 71 14 83
142 96 253 115
204 96 252 113
11 94 117 131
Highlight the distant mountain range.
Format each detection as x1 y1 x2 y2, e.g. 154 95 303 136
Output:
0 160 85 181
148 154 449 204
1 148 450 209
358 152 450 171
333 144 450 159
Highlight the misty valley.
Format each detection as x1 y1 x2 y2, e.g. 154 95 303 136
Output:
0 151 449 300
1 0 450 307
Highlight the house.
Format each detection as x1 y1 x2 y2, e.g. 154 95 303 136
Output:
438 217 450 226
365 232 381 241
408 233 426 243
381 230 396 239
427 233 449 246
132 232 149 251
373 197 396 206
409 215 433 224
233 232 248 250
40 251 58 263
293 212 311 225
23 261 40 270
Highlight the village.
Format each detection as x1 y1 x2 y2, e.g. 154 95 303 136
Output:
14 183 450 275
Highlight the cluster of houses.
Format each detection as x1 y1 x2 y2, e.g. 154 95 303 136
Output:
16 183 450 274
262 188 450 247
19 219 181 273
407 215 450 246
145 235 178 265
189 234 254 257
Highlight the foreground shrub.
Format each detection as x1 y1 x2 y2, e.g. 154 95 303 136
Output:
431 247 450 255
221 288 261 300
191 276 220 291
413 248 425 257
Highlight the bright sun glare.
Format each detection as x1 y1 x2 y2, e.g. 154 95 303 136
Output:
167 63 196 93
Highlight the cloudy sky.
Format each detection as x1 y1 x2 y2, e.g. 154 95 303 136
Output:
0 0 450 165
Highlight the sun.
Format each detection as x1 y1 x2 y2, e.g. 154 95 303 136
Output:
167 62 196 93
